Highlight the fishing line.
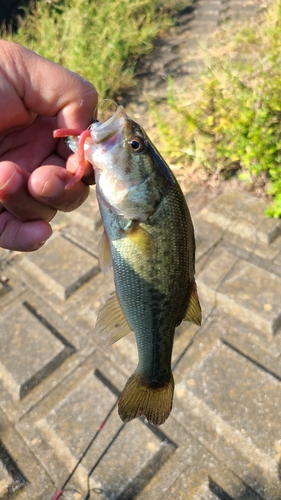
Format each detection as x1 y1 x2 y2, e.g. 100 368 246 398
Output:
52 398 118 500
52 487 79 500
84 422 126 500
94 99 119 123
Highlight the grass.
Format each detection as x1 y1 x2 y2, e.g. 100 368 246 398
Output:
149 0 281 217
2 0 183 98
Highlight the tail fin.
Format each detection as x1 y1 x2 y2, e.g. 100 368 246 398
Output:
118 372 174 426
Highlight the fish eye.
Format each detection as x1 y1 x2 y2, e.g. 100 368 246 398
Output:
128 137 145 153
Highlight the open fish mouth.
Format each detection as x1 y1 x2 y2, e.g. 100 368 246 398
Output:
54 106 129 188
89 106 127 145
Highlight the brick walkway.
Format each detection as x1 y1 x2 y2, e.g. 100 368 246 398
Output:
1 1 280 499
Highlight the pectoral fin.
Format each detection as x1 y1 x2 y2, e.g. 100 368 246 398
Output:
122 222 155 256
98 230 113 274
95 292 132 345
184 280 202 326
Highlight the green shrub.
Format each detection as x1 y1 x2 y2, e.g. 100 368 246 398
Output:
3 0 181 98
150 1 281 217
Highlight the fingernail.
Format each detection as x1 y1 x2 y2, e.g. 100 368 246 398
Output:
0 167 22 194
33 239 48 250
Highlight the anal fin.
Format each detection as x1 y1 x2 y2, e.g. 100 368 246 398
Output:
184 279 202 326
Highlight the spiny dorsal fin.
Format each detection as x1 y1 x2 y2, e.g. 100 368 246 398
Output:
95 292 132 345
184 279 202 326
98 230 113 274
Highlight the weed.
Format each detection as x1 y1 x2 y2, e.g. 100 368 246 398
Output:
2 0 182 99
150 1 281 217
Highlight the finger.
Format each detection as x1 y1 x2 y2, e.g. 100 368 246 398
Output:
28 163 90 212
0 161 56 222
0 211 52 251
1 41 98 133
0 116 58 172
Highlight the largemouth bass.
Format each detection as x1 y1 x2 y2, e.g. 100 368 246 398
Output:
54 106 201 426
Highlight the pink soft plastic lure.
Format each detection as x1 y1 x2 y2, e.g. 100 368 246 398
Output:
53 127 92 189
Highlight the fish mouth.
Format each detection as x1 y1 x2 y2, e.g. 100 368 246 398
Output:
89 106 127 145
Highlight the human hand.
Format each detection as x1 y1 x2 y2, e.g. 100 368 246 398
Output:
0 41 97 251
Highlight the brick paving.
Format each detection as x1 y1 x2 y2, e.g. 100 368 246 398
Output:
1 1 280 499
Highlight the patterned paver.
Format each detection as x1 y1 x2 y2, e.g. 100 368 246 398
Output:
1 1 279 499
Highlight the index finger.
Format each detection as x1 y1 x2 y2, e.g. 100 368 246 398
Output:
0 41 98 133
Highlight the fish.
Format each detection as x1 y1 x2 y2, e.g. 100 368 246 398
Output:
53 106 201 426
